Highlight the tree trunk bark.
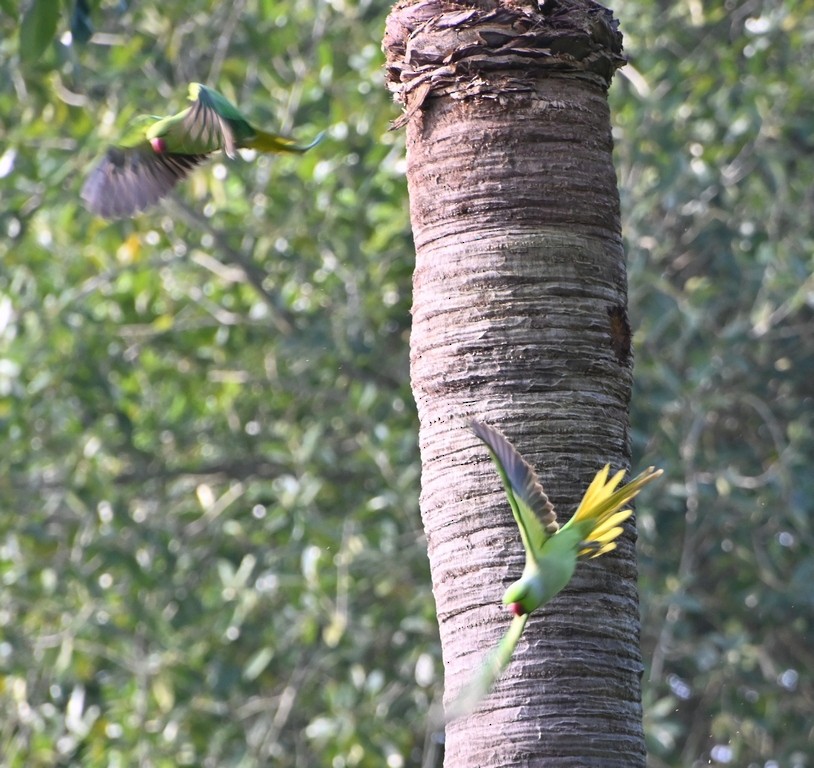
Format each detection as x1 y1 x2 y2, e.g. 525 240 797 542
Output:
384 1 641 765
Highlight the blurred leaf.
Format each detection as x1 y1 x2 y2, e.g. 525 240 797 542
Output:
70 0 94 45
19 0 60 64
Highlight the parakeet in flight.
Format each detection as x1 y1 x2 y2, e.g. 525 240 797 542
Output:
447 419 663 720
81 83 323 219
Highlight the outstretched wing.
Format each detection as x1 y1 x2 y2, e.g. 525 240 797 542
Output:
470 419 558 556
81 146 206 219
182 83 241 157
188 84 325 155
444 613 528 723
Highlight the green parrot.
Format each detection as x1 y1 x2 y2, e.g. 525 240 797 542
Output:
82 83 323 219
447 419 663 720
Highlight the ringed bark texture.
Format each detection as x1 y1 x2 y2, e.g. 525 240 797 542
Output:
385 1 643 765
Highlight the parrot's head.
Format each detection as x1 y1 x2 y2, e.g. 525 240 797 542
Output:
502 572 545 617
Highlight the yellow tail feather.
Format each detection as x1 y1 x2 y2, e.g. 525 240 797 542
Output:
573 465 663 557
246 129 324 154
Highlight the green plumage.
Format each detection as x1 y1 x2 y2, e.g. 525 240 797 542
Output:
82 83 323 219
445 419 663 721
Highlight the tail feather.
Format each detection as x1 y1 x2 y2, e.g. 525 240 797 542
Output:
568 465 663 557
246 129 324 154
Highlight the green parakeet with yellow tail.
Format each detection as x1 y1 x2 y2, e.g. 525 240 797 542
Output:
82 83 323 219
447 419 662 720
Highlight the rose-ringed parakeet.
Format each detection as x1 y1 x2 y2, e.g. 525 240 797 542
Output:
447 419 663 720
81 83 322 219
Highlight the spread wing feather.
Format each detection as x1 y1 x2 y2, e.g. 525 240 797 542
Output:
184 86 239 157
81 147 205 219
470 419 558 555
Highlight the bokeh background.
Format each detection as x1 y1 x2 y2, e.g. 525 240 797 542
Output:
1 1 811 766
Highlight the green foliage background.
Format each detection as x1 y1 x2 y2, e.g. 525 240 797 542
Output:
1 0 811 766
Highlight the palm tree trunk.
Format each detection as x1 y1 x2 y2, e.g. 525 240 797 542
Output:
385 0 641 765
